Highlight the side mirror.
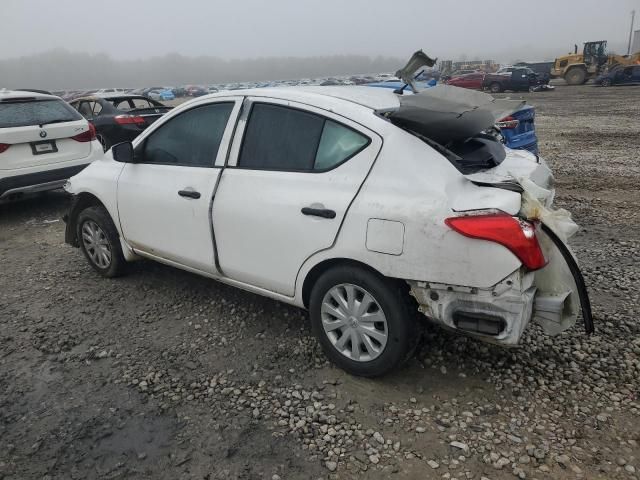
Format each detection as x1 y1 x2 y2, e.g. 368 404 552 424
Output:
111 141 134 163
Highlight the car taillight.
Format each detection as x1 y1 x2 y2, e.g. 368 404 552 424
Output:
0 143 10 153
114 114 145 125
71 123 97 142
445 213 547 270
496 115 519 129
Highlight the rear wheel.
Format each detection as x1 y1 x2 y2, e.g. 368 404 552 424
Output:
565 68 586 85
77 206 126 277
309 265 419 377
601 78 612 87
489 82 502 93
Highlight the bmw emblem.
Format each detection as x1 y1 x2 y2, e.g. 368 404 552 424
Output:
39 130 47 138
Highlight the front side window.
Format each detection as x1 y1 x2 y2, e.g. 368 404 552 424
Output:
238 103 369 171
141 102 233 167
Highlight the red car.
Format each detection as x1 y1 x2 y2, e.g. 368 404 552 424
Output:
446 72 485 90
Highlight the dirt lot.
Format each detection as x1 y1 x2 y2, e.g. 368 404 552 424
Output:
1 85 639 480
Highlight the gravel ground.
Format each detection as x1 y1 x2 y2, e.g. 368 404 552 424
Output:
1 84 639 480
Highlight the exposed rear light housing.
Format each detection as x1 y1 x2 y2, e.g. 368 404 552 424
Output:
114 114 145 125
445 213 547 270
71 123 97 142
0 143 10 153
496 115 519 129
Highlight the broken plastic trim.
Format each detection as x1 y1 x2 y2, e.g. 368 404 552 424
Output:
539 223 594 334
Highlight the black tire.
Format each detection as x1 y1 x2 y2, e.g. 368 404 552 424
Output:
309 265 419 377
565 68 586 85
601 78 612 87
76 206 126 278
489 82 502 93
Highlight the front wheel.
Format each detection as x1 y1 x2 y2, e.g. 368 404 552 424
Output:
601 78 612 87
77 206 126 278
565 68 586 85
309 266 419 377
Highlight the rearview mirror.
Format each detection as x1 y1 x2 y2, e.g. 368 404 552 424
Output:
111 141 134 163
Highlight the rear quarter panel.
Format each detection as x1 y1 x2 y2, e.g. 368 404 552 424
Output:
295 126 523 302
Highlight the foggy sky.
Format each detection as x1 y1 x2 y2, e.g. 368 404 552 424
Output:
2 0 637 61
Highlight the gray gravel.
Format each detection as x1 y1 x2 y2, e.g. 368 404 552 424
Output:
1 84 639 479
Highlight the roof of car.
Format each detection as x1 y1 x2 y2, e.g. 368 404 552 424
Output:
206 86 401 111
0 88 59 101
72 94 151 102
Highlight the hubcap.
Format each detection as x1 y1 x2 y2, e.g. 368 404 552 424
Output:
321 283 388 362
81 220 112 269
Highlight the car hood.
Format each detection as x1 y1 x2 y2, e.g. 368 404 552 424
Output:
388 85 525 144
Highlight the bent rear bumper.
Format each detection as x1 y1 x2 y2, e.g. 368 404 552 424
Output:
409 269 537 345
408 223 593 346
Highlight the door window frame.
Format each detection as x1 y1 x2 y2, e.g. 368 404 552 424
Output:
226 97 372 173
131 97 243 168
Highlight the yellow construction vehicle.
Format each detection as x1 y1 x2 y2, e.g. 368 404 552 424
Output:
551 40 640 85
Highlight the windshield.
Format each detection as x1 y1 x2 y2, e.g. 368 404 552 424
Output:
0 98 82 128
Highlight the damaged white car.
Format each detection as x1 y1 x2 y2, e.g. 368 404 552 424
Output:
63 84 592 377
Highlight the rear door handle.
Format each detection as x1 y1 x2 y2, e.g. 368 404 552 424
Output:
178 189 201 199
301 207 336 219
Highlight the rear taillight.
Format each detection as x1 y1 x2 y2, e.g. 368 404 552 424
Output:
71 123 97 142
445 213 547 270
114 114 145 125
0 143 10 153
496 115 519 129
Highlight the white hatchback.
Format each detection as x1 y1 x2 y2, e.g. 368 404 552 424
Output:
0 90 103 200
63 86 592 376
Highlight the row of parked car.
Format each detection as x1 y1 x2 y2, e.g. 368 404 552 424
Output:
1 68 593 376
445 63 640 90
445 66 553 93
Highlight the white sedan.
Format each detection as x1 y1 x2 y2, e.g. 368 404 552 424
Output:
63 86 592 377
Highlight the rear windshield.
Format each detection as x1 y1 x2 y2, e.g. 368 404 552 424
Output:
0 99 82 128
397 123 506 174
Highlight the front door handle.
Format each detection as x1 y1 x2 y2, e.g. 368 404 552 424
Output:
178 189 201 199
301 207 336 219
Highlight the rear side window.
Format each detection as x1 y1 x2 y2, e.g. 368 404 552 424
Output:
112 99 133 111
238 103 369 171
0 99 82 128
315 120 369 170
142 102 233 167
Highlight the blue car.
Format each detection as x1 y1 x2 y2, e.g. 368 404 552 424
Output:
148 89 176 101
365 80 539 154
496 105 538 154
595 65 640 87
